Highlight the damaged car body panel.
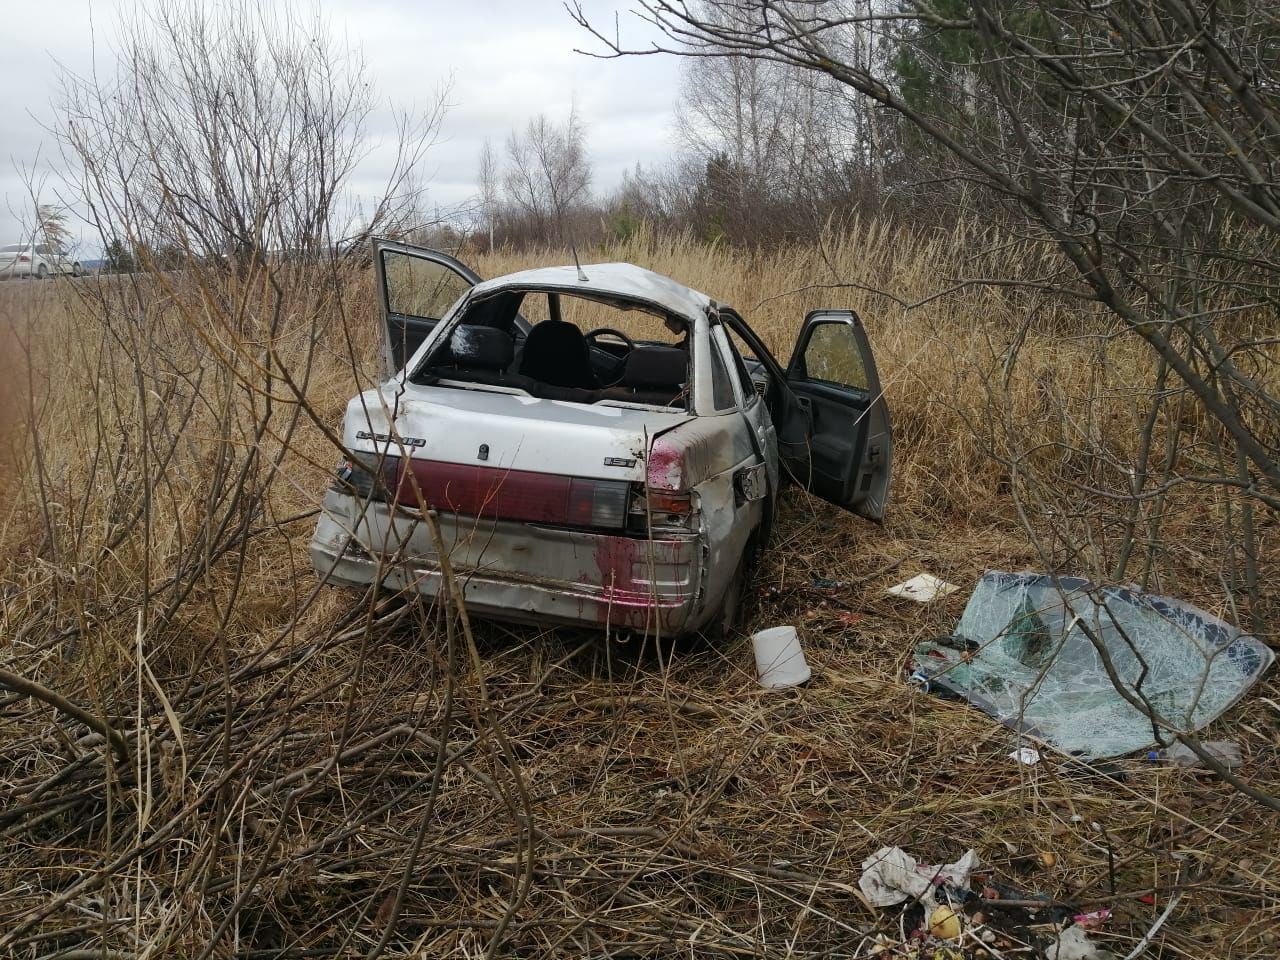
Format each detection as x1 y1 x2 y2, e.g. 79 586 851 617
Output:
310 241 893 637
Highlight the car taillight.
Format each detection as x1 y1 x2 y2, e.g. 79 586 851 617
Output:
631 431 698 533
568 477 630 529
332 453 396 500
627 486 695 534
17 254 30 262
647 490 692 515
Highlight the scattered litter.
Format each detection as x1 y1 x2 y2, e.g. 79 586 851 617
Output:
907 669 933 691
911 571 1274 759
751 625 811 688
1045 924 1115 960
1009 746 1041 765
810 575 848 591
1073 908 1112 929
887 572 960 602
857 845 980 908
1159 739 1243 770
858 850 1129 958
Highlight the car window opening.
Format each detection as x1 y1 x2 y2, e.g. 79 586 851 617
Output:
412 290 692 410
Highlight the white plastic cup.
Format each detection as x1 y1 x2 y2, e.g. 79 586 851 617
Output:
752 625 812 688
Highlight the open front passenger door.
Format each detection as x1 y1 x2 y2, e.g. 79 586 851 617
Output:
373 240 481 376
782 310 893 521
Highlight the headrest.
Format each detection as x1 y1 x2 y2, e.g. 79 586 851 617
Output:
623 346 687 388
449 324 513 369
525 319 584 348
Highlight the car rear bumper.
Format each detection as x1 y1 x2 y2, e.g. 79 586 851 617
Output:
309 489 706 634
0 263 32 278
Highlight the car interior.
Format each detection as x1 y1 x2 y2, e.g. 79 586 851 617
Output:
411 290 692 408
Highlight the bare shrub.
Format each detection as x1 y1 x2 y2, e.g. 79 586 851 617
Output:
574 1 1280 804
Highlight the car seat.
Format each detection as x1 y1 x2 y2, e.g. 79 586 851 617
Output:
517 319 597 389
601 345 688 406
433 324 533 389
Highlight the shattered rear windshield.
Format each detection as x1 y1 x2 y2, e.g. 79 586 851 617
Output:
913 571 1274 759
413 290 691 409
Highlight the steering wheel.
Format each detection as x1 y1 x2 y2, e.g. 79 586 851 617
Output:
584 327 635 386
584 327 635 352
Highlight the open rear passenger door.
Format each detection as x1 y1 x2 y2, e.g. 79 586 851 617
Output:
782 310 893 521
373 240 481 376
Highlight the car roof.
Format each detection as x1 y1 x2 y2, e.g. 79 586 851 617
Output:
467 262 714 321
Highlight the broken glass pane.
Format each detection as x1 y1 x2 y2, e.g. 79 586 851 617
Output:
913 571 1274 759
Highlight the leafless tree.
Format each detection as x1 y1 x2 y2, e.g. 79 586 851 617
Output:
57 0 445 267
478 137 500 252
574 1 1279 572
503 105 593 245
675 3 876 212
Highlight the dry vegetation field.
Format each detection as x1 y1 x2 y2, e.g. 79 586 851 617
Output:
0 225 1277 957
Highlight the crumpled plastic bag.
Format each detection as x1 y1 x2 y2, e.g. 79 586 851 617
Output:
1045 924 1116 960
857 846 980 908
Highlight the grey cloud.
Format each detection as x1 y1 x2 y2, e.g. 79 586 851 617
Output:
0 0 684 251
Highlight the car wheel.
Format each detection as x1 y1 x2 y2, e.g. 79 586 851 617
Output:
36 264 47 280
72 263 81 277
704 551 747 643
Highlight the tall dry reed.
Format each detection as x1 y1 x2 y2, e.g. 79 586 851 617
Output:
0 224 1275 957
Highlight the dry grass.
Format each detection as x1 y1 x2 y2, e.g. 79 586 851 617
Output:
0 224 1276 958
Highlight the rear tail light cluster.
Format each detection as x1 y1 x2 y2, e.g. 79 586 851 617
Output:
626 488 694 534
331 454 631 531
331 430 703 538
332 453 388 500
568 478 629 528
630 430 698 534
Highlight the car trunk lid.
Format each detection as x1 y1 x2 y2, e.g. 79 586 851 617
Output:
345 382 690 488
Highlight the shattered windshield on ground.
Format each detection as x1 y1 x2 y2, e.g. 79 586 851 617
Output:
913 571 1274 759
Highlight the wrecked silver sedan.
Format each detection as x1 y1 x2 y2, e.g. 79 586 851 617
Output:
309 241 893 637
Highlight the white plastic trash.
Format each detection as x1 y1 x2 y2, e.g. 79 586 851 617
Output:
886 573 959 602
752 625 812 688
1009 747 1041 766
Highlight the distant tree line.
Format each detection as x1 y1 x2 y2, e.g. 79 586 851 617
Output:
475 2 1006 251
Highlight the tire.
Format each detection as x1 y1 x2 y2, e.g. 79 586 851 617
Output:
71 262 81 277
704 551 747 643
704 484 773 642
36 264 47 280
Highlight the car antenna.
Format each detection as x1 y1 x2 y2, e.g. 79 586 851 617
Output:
570 236 588 283
557 197 588 282
548 165 588 281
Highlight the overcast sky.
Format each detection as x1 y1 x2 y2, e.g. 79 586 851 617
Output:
0 0 681 256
